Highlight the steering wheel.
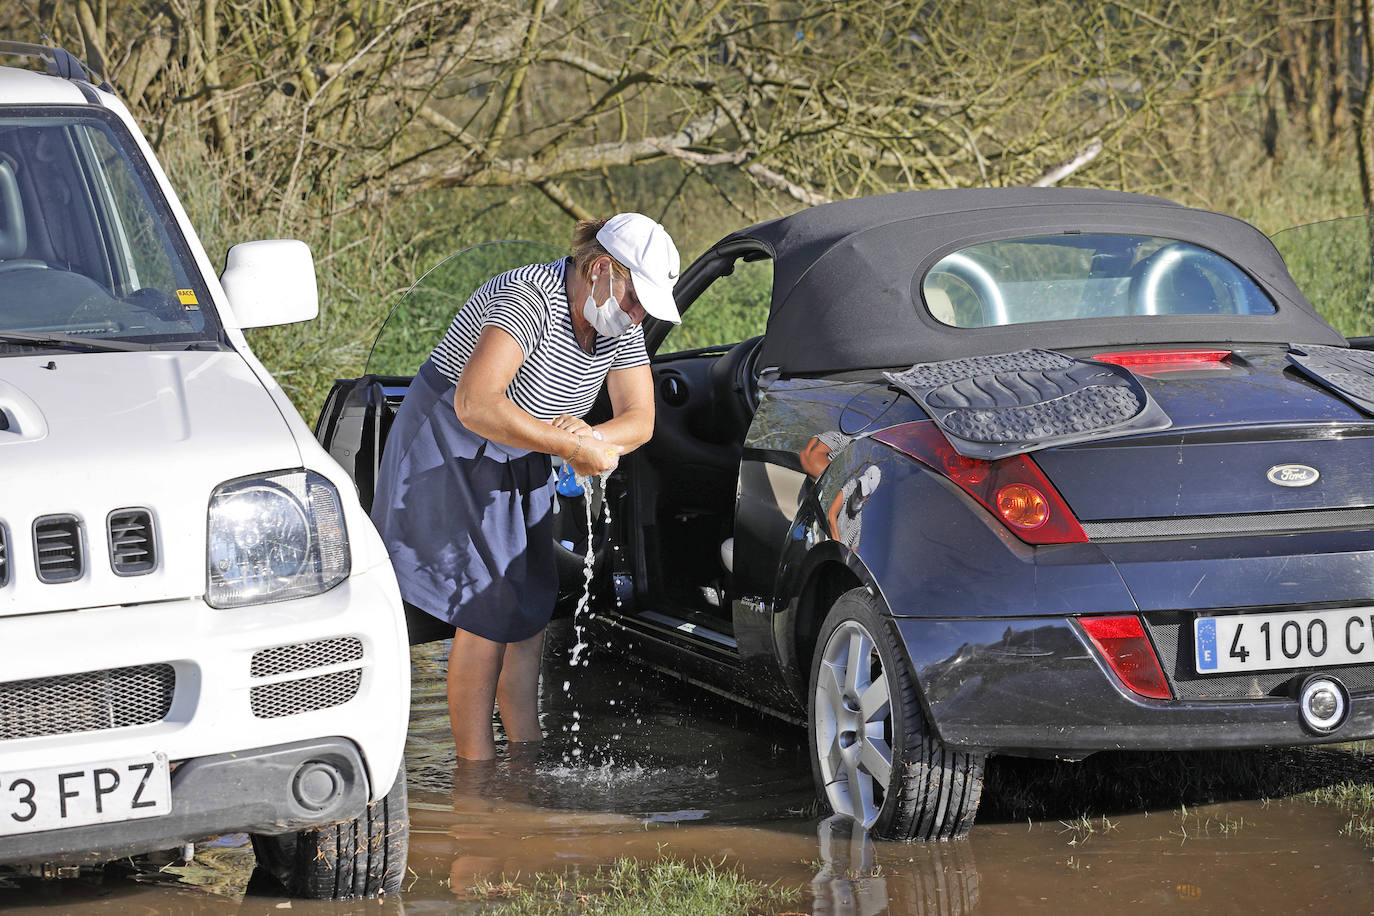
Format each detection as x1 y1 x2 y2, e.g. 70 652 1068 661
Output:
1128 242 1235 316
703 335 764 444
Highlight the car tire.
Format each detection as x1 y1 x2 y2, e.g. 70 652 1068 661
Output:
249 766 408 899
808 588 984 840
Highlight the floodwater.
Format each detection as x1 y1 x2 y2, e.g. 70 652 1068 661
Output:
2 619 1371 914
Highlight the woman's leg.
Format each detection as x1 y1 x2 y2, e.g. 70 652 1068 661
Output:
448 628 506 760
495 627 545 744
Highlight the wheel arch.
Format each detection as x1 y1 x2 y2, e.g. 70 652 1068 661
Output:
775 539 888 702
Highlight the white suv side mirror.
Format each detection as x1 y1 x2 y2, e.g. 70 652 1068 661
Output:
220 239 319 328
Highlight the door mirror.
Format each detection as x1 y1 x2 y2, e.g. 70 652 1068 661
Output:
220 239 319 328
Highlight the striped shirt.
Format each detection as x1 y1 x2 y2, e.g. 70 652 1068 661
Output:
429 258 649 420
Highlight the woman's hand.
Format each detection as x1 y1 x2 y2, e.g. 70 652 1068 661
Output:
552 415 620 476
568 432 623 477
549 414 592 436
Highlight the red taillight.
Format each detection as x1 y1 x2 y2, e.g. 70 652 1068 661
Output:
871 421 1088 545
1092 349 1231 375
1079 615 1172 700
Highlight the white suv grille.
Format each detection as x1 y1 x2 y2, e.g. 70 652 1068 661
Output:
32 515 82 583
249 637 366 718
251 670 362 719
251 637 364 678
0 664 176 740
108 508 156 576
2 510 160 585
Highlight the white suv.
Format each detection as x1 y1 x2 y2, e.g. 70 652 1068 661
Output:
0 44 410 898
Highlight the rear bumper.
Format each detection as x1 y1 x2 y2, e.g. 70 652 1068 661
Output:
0 737 371 865
893 616 1374 757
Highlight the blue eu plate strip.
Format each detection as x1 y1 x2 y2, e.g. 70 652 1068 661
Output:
1195 618 1218 671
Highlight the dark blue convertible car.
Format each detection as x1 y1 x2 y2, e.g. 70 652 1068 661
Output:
317 189 1374 840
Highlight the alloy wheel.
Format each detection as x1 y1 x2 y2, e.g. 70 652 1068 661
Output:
813 618 894 828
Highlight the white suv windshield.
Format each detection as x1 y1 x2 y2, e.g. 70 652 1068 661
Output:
923 234 1277 328
0 107 222 353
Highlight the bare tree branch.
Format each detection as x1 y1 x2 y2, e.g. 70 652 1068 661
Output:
24 0 1283 222
652 142 831 206
1032 137 1104 186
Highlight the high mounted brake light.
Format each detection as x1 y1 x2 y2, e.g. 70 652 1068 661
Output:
871 421 1088 545
1092 349 1231 375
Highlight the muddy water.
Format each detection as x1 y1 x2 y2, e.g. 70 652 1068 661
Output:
2 620 1371 914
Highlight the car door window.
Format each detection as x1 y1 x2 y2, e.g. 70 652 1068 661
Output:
78 125 182 294
661 257 772 352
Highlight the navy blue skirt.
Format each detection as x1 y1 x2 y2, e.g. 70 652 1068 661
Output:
370 360 557 643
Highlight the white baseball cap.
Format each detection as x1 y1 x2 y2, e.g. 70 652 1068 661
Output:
596 213 682 324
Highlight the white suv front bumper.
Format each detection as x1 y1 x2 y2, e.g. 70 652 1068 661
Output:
0 562 409 863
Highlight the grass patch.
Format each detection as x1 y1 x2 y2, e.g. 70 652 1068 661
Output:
1305 781 1374 848
1170 804 1249 843
980 744 1373 825
467 856 800 915
1057 813 1119 846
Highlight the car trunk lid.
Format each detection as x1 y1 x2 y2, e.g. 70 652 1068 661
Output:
1034 347 1374 521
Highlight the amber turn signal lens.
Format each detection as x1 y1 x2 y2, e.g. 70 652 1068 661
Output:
996 483 1049 530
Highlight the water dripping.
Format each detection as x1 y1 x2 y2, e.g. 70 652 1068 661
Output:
567 471 609 668
561 470 613 766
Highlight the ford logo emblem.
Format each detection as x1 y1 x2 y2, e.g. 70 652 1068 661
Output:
1266 464 1320 487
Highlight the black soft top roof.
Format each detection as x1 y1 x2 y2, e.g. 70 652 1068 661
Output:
714 188 1345 375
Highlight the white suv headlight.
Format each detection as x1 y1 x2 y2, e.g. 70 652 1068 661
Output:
207 469 350 608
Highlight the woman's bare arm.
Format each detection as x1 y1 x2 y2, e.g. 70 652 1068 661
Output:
593 364 655 453
454 326 620 474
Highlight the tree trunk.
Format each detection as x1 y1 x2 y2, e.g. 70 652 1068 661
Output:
1355 0 1374 212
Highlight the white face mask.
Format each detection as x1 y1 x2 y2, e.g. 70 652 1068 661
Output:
582 272 634 338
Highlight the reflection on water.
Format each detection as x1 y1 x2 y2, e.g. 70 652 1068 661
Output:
2 620 1371 913
811 816 981 916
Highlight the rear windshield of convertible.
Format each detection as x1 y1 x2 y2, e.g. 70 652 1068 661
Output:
922 234 1276 328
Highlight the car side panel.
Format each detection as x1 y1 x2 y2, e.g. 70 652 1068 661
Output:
759 435 1140 702
779 437 1140 620
770 436 1374 753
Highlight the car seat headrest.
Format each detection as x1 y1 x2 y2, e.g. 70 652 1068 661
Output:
924 285 955 325
0 159 26 261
